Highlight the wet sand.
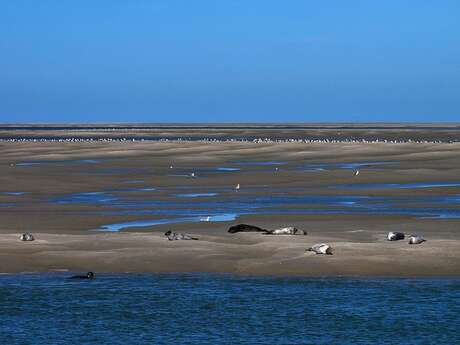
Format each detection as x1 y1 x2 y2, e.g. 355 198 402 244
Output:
1 137 460 276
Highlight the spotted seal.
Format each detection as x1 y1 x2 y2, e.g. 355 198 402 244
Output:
408 235 426 245
265 227 307 235
20 233 35 241
387 232 405 241
164 230 198 241
307 243 333 255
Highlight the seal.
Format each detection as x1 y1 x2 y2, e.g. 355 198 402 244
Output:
307 243 333 255
265 227 307 235
69 272 95 280
164 230 198 241
387 231 405 241
20 233 35 241
228 224 268 234
408 235 426 245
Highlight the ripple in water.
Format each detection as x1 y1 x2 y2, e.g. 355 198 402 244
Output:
0 274 459 345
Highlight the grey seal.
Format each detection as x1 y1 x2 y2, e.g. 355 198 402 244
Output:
265 227 307 235
307 243 333 255
408 235 426 245
20 233 35 241
164 230 198 241
387 232 405 241
228 224 268 234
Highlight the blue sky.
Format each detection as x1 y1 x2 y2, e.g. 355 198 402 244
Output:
0 1 459 123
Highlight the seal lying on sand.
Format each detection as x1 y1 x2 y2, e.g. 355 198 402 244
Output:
408 235 426 245
164 230 198 241
69 272 95 280
307 243 333 255
228 224 268 234
20 233 34 241
387 231 405 241
264 227 307 235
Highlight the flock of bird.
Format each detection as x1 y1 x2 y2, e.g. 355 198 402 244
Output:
0 137 455 144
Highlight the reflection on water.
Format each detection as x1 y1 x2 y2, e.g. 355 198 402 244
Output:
54 192 118 204
303 161 395 171
1 274 459 345
175 193 218 198
16 159 99 166
216 167 240 171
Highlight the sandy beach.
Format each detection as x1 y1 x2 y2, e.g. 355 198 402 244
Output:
1 133 460 276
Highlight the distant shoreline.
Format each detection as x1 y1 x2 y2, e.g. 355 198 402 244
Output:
1 123 460 143
0 137 457 144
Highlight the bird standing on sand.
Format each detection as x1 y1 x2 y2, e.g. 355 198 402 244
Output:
191 172 195 177
235 183 240 191
354 170 360 176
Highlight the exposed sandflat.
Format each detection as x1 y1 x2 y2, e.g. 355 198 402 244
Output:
1 139 460 276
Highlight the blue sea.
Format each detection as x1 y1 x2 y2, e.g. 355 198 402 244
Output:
1 274 459 344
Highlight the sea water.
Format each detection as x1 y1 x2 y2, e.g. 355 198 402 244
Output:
0 273 459 344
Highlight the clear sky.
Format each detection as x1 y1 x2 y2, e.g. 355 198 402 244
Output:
1 1 459 123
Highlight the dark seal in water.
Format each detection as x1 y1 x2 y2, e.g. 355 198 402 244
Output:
69 272 95 280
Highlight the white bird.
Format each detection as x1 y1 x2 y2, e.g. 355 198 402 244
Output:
354 170 360 176
235 183 240 191
191 172 195 177
201 216 211 222
169 165 173 169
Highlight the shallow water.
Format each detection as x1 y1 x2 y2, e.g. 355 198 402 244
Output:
303 161 395 171
0 273 459 345
216 167 241 171
96 213 237 231
15 159 99 166
337 181 460 189
175 192 219 198
50 190 460 230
